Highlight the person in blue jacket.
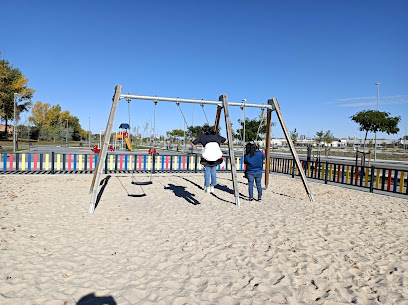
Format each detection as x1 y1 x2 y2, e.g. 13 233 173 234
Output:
244 142 265 201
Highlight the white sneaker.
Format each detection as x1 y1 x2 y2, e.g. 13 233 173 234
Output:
204 186 210 193
210 186 214 193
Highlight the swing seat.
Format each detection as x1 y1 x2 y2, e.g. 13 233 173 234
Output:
128 194 147 197
132 181 153 185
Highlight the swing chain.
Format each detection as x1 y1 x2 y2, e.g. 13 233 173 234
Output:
200 103 209 125
177 102 190 130
255 108 265 141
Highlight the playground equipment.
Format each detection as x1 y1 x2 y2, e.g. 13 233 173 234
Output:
148 148 159 155
92 144 114 154
356 150 372 167
125 137 134 151
89 85 315 213
117 123 134 151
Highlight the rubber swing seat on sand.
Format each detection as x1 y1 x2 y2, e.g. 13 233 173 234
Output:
132 181 153 186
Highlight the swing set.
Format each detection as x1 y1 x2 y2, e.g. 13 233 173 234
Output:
89 85 315 213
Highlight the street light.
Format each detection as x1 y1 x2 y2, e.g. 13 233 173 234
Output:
65 119 68 146
88 117 91 148
99 130 105 148
13 93 21 152
374 83 380 160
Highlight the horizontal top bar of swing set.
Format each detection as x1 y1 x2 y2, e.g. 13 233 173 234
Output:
119 94 275 110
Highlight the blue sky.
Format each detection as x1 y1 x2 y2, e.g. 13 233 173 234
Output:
1 0 407 139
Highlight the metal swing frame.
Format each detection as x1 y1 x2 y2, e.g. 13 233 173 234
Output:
88 85 314 213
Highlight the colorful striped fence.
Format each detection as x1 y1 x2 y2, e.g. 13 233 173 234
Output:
1 152 406 196
0 153 249 174
269 157 407 196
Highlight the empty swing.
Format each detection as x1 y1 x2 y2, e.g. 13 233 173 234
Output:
131 100 158 186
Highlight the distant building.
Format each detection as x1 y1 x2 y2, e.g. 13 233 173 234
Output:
241 136 402 149
0 124 14 134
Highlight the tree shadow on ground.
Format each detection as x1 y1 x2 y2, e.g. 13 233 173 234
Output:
77 292 116 305
164 183 200 205
95 175 112 209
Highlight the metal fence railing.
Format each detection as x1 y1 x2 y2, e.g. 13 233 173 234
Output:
270 157 408 196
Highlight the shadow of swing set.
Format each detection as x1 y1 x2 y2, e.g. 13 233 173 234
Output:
89 85 315 213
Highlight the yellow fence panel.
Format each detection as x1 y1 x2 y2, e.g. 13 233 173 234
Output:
364 167 369 187
346 166 349 184
21 154 26 170
57 154 61 171
45 154 49 170
376 169 380 189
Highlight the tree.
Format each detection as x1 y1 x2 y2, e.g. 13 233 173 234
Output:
187 125 204 140
132 125 140 145
0 53 35 138
315 130 324 147
143 122 149 139
166 129 184 142
233 113 275 142
187 125 218 140
290 128 298 145
28 101 84 141
323 130 335 147
350 110 400 152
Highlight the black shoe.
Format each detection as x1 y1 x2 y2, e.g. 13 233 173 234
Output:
249 198 254 201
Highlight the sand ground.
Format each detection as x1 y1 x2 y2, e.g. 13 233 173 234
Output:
0 173 407 305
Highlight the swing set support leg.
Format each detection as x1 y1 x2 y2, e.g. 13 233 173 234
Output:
89 85 122 213
214 106 222 132
269 98 315 202
220 95 240 206
264 100 272 189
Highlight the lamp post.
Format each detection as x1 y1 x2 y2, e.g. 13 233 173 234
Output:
374 83 380 160
13 93 21 152
88 117 91 148
65 119 69 146
99 130 105 148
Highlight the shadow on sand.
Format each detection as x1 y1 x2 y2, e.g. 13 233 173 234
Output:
77 292 116 305
164 183 200 205
176 176 249 204
95 175 112 210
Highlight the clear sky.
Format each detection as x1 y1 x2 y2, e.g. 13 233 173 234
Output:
1 0 407 140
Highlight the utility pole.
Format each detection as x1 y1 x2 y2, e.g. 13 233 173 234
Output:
65 119 68 146
89 117 91 148
374 83 380 161
13 93 21 152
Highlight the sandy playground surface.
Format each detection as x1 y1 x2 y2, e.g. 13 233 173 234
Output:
0 172 407 305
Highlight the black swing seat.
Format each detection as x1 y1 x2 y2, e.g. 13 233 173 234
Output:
128 194 147 197
132 181 153 185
